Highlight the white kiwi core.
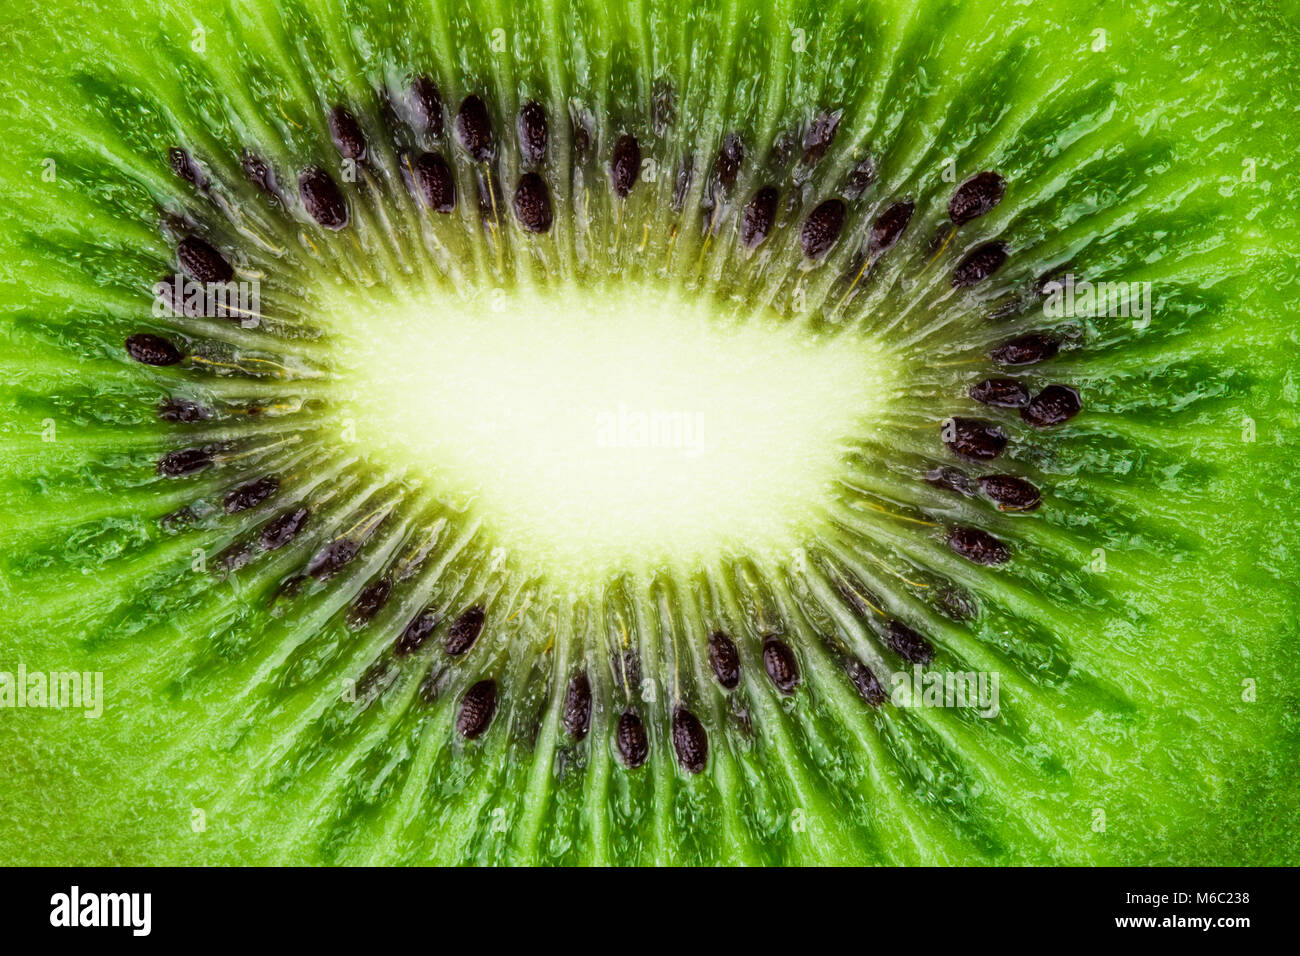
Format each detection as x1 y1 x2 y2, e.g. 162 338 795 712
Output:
333 279 895 582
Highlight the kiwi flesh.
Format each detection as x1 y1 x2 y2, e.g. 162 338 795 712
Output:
0 0 1297 866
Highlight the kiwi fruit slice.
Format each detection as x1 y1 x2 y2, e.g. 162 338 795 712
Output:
1 0 1296 866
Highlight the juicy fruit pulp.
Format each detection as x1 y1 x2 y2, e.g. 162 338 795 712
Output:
0 0 1298 866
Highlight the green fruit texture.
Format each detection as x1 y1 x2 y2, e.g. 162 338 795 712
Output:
0 0 1296 865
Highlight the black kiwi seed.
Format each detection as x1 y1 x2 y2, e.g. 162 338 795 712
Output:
157 447 213 477
396 606 440 654
307 538 359 579
843 156 876 199
328 106 367 162
413 151 456 212
610 134 640 197
885 620 936 665
739 186 779 249
978 474 1042 511
672 707 708 773
947 525 1011 565
456 679 498 740
562 672 592 740
517 100 548 164
241 150 277 195
802 110 841 165
800 198 847 259
991 332 1059 366
712 133 744 194
177 236 234 284
126 333 183 366
512 172 553 233
348 578 393 627
298 166 349 229
616 710 649 768
223 476 280 514
410 76 443 137
1021 384 1082 427
944 417 1008 461
762 637 800 694
869 199 914 252
445 605 486 656
708 631 742 689
952 241 1010 287
455 95 494 162
158 397 211 422
948 171 1006 226
969 377 1030 408
168 147 207 188
259 508 309 550
925 465 977 496
846 659 889 706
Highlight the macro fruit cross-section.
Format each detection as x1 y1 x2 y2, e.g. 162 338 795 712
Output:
0 0 1296 866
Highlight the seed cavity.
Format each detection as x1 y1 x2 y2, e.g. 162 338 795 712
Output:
885 620 935 665
126 333 183 367
952 241 1009 287
157 447 213 477
223 476 280 514
563 672 592 740
348 578 393 628
328 106 367 162
517 100 548 165
616 710 649 768
938 587 979 622
260 508 309 550
802 110 841 165
991 332 1059 367
847 659 888 706
396 606 440 655
869 199 914 252
1021 384 1082 427
241 150 277 195
512 172 553 233
307 538 359 579
943 417 1008 461
800 198 846 259
610 134 640 197
712 133 744 196
168 147 207 189
455 95 494 162
947 525 1011 565
410 76 443 137
708 631 742 689
762 637 800 694
978 474 1042 511
739 186 778 249
925 465 976 497
671 707 708 773
412 151 455 213
457 679 498 739
671 155 694 211
570 107 593 162
158 397 211 422
298 166 349 229
948 171 1006 225
177 236 234 284
445 605 486 656
970 377 1030 408
844 156 876 199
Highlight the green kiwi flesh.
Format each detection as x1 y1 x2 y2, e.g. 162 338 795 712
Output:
0 0 1297 865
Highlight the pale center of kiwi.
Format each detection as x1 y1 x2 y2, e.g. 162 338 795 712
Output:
332 279 895 580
